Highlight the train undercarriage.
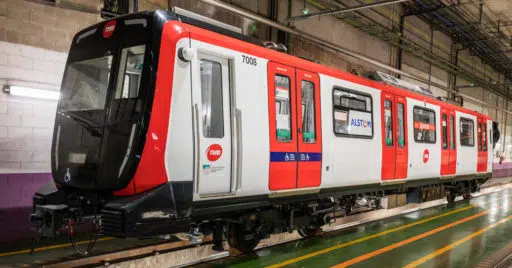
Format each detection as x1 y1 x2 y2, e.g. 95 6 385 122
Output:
185 178 487 253
30 178 488 255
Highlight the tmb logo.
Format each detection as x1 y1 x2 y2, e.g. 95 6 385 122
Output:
103 20 116 38
423 149 430 163
206 144 223 162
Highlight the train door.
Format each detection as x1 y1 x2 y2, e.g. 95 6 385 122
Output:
449 111 457 174
296 69 322 188
477 117 488 172
192 54 233 195
268 62 297 190
441 108 456 175
381 92 408 180
268 62 322 190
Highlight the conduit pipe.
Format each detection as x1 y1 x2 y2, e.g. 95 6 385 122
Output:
197 0 512 115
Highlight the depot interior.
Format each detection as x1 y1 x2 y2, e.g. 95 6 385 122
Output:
2 0 512 261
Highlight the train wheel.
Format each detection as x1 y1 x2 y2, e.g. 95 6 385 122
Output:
446 191 456 205
226 223 260 254
297 226 323 238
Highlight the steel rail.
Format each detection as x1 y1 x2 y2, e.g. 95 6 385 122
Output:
40 237 213 268
197 0 512 115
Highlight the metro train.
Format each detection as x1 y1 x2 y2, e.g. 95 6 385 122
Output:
31 8 500 253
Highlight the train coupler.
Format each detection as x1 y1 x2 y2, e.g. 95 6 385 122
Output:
30 204 69 238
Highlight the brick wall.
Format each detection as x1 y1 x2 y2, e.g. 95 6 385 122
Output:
0 41 66 173
0 40 65 242
0 0 102 52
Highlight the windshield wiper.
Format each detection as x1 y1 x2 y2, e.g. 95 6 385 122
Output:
58 111 102 137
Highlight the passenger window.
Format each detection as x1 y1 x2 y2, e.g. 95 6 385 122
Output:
301 81 316 143
413 107 436 143
483 123 487 151
442 114 448 149
115 45 146 99
397 103 405 147
450 116 455 149
275 75 292 142
333 88 373 137
384 100 393 146
460 118 474 146
200 60 224 138
477 123 482 151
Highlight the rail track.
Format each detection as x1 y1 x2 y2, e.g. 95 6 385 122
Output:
20 182 512 267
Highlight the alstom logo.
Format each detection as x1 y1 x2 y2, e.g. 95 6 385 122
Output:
206 144 223 162
351 119 372 128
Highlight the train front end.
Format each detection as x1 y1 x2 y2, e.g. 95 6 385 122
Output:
30 10 190 241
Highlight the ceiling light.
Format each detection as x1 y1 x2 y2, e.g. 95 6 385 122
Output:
2 85 60 101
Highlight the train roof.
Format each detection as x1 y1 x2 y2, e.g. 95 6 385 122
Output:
74 9 491 120
174 15 491 120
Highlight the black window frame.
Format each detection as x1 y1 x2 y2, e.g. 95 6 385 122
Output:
200 59 225 139
477 122 482 151
301 79 317 144
384 99 393 146
332 87 374 139
397 103 406 148
274 74 293 143
413 106 437 144
460 117 475 147
442 113 448 149
483 122 488 152
450 115 456 150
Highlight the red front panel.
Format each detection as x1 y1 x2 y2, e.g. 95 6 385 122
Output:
296 69 322 188
268 62 298 190
115 21 188 196
477 118 488 172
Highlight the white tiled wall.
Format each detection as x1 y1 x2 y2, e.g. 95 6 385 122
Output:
0 41 66 173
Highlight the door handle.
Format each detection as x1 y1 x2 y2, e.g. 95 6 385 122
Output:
235 109 243 191
193 103 200 194
298 128 302 133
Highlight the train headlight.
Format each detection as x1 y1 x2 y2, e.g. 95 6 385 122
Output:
178 47 196 62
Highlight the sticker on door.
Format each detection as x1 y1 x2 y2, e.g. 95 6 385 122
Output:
423 149 430 163
206 144 223 161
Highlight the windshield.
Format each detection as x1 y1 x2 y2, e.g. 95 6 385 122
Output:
114 45 146 99
59 54 113 112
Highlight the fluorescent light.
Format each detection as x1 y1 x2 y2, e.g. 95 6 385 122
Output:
3 85 60 100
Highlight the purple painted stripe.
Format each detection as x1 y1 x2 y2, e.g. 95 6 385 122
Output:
0 173 52 243
0 173 52 209
493 162 512 178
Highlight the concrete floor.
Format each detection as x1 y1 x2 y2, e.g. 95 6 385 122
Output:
1 180 511 267
199 188 512 268
0 235 170 267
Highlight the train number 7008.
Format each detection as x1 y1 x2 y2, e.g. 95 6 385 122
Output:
242 55 257 66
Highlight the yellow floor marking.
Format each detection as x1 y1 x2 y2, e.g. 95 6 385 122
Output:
331 210 490 268
403 214 512 268
266 204 476 268
0 237 113 258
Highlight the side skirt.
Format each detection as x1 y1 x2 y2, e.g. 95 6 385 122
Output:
191 173 492 219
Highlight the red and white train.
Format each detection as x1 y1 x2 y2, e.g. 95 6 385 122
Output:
31 8 499 253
